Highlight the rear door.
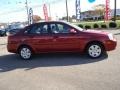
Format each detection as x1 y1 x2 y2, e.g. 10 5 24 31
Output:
24 23 53 53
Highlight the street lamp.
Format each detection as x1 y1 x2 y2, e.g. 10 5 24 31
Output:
114 0 116 22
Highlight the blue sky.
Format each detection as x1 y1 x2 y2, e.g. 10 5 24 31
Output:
0 0 119 23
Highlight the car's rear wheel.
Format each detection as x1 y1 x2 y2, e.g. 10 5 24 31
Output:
19 46 32 60
86 43 104 58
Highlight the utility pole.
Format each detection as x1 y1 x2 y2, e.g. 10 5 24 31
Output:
25 0 29 24
66 0 69 22
114 0 117 22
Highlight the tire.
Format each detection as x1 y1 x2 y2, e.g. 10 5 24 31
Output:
86 43 104 58
19 46 32 60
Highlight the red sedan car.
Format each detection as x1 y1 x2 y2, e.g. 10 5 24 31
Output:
7 21 117 60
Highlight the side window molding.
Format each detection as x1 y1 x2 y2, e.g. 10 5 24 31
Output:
24 23 49 35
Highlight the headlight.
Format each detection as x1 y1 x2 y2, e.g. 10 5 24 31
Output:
108 33 114 40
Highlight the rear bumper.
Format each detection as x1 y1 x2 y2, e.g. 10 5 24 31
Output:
104 40 117 51
7 43 18 53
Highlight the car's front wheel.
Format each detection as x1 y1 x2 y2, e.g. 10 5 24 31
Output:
86 43 104 58
19 46 32 60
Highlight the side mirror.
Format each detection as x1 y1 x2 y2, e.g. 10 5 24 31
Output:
70 29 77 34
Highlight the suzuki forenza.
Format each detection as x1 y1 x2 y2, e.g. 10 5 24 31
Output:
7 21 117 60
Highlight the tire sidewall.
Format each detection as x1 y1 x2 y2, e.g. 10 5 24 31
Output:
86 43 104 58
19 46 32 60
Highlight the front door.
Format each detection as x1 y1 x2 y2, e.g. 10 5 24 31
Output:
49 22 81 52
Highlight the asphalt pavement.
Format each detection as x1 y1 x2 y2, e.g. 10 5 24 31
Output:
0 30 120 90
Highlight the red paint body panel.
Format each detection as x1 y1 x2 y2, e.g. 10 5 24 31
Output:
7 21 117 55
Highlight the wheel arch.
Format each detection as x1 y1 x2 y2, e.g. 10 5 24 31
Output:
84 41 105 52
17 44 34 54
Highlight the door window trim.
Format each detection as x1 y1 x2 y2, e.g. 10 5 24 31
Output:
49 22 78 35
24 23 51 35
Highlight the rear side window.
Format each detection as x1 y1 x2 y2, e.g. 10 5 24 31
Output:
27 24 49 34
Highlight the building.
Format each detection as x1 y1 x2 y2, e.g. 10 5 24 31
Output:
80 9 120 21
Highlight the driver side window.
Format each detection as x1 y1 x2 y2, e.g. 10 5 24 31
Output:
57 24 70 33
50 23 73 34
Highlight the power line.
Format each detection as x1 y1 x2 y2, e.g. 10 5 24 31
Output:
0 8 26 15
0 0 65 16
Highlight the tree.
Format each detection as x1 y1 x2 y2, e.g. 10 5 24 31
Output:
72 15 76 19
33 15 42 23
92 4 105 18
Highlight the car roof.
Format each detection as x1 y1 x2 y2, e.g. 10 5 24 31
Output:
36 21 68 24
25 21 72 28
26 21 68 27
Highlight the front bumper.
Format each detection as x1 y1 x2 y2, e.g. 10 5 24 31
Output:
104 39 117 51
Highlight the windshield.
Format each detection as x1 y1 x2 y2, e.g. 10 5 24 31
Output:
65 22 83 31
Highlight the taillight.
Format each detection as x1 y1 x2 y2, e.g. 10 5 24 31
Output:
7 32 16 36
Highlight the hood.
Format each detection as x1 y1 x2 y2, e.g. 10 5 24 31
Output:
83 30 109 35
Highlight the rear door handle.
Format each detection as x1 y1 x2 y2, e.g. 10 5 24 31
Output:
53 36 59 39
28 35 34 38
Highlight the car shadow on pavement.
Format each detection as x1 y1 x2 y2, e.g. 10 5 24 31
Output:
114 33 120 35
0 53 108 72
